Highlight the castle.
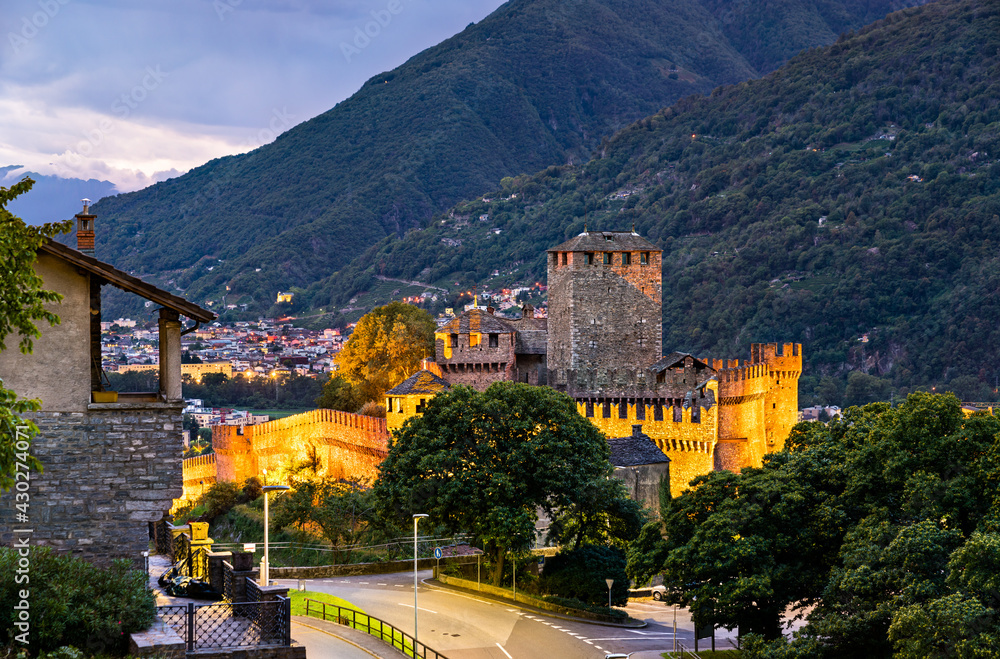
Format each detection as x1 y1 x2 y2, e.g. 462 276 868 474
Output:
188 230 800 501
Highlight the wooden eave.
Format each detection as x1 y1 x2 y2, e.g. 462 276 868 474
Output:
39 240 217 323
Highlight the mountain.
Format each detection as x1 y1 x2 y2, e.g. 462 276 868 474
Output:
2 167 117 225
87 0 924 316
315 0 1000 401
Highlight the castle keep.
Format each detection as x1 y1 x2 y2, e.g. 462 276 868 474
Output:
183 229 800 501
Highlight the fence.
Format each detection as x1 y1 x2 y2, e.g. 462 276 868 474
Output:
304 599 448 659
158 598 291 652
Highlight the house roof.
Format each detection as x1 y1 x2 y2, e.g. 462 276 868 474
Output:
648 352 714 374
438 308 516 334
548 231 660 253
608 431 671 467
40 240 216 323
386 370 450 396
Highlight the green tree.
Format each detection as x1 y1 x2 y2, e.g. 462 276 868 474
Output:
315 374 363 412
0 178 72 490
333 302 435 404
373 382 615 584
273 478 375 562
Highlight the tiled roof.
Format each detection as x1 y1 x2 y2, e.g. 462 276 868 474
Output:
438 308 516 334
548 231 659 253
386 370 450 395
649 352 713 373
608 431 671 467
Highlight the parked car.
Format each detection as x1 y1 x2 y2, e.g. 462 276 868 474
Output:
651 585 666 601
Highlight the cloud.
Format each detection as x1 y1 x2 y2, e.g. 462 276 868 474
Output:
1 0 506 191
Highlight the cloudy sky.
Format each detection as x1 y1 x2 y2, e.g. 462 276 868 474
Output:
1 0 507 193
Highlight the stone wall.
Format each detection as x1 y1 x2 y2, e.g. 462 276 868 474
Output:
547 250 662 386
0 403 184 566
612 463 669 518
209 409 389 491
181 453 218 501
434 330 517 391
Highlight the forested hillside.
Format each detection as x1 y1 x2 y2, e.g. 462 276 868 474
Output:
316 0 1000 401
84 0 922 317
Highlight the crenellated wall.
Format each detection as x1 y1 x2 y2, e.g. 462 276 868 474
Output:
181 453 218 502
183 409 390 500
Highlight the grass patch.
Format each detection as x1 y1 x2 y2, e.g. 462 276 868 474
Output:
288 590 361 616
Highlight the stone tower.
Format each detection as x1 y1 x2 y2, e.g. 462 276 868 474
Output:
546 230 662 390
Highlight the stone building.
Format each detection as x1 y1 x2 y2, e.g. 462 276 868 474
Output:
608 425 670 518
385 369 451 433
0 202 215 565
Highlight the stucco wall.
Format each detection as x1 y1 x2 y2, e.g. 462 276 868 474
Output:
0 252 91 412
612 462 669 518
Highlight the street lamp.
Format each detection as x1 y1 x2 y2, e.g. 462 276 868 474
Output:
413 513 429 652
261 484 289 585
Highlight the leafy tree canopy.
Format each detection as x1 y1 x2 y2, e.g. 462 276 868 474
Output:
648 392 1000 656
373 381 627 584
0 177 72 491
333 302 435 404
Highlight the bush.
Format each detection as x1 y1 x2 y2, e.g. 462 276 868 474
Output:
540 545 630 606
0 548 155 654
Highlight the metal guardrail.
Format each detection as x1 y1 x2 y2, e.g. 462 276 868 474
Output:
157 597 291 651
665 643 702 659
304 598 448 659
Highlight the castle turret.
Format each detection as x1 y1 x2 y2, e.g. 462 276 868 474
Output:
759 343 802 452
546 230 662 391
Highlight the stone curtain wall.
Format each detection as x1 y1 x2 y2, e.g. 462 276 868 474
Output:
0 403 184 566
208 409 389 490
181 453 218 502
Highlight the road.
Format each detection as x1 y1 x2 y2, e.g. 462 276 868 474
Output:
277 571 740 659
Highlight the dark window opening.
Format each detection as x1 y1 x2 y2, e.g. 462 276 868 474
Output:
622 252 631 266
654 404 663 421
561 252 567 265
636 402 646 421
619 401 628 419
641 252 649 265
450 333 459 348
603 401 611 418
489 333 499 348
673 405 683 423
551 252 558 266
603 252 612 265
416 398 427 413
692 406 701 423
586 401 594 418
585 252 594 265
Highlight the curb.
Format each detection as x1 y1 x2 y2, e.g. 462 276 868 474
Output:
421 578 647 629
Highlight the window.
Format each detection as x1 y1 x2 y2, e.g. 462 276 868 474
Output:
673 405 683 423
622 252 631 266
416 398 427 413
641 252 649 265
586 401 594 418
489 333 499 348
386 398 392 413
551 252 558 266
450 333 459 348
603 401 611 418
692 406 701 423
561 252 567 265
585 252 594 265
603 252 612 265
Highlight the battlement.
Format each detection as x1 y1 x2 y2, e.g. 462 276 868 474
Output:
560 367 716 400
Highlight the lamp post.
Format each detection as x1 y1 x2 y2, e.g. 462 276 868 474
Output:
261 485 289 585
413 513 428 652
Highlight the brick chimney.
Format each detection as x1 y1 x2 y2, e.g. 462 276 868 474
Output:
522 303 534 319
76 198 95 256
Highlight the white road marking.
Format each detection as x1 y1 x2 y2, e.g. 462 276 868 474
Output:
495 643 513 659
627 630 647 635
359 582 369 584
394 584 405 587
378 583 388 586
397 603 438 614
585 640 593 645
586 635 677 641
